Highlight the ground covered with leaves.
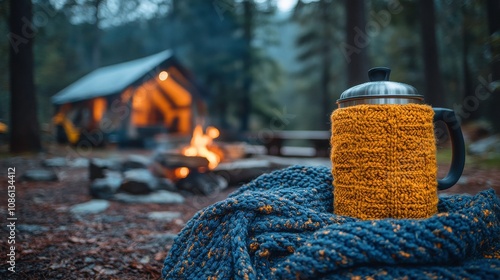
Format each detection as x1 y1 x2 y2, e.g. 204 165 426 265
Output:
0 153 499 279
0 155 238 279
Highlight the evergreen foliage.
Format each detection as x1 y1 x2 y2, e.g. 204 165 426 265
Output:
0 0 499 139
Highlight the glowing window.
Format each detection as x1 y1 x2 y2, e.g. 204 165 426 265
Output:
158 71 169 81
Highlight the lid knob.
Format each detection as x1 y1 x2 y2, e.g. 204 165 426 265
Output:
368 67 391 81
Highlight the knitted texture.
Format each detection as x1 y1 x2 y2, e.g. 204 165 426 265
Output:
331 104 438 219
161 166 500 280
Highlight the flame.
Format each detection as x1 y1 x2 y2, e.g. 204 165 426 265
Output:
175 167 190 178
206 126 220 139
182 125 221 170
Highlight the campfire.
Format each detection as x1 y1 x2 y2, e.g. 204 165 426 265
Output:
178 125 222 176
149 124 229 195
164 125 223 180
88 123 288 200
148 123 285 195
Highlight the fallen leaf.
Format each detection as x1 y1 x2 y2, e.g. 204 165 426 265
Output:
129 261 143 270
154 252 166 261
69 236 88 243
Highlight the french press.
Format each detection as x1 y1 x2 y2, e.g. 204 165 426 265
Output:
330 67 465 220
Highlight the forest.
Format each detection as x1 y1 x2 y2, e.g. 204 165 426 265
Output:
2 1 500 279
0 0 499 152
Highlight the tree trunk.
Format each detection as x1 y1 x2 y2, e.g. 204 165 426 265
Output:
462 43 477 119
9 0 41 153
91 0 102 68
461 5 479 120
318 0 332 130
170 0 179 52
487 0 500 82
345 0 369 87
419 0 445 107
486 0 500 131
240 0 253 132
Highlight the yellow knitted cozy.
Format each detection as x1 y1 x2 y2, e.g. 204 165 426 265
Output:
330 104 438 220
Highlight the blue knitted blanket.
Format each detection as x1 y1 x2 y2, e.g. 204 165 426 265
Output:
162 166 500 279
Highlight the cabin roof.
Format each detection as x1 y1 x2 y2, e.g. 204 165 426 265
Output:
51 50 204 105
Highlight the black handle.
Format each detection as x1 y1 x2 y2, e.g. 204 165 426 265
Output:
368 67 391 81
433 108 466 190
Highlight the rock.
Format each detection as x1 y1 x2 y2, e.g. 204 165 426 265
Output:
177 171 228 195
89 159 108 181
69 157 89 168
469 135 500 155
95 215 124 223
18 224 49 233
56 226 68 231
118 169 158 195
140 256 150 264
150 233 178 243
89 171 123 199
21 169 58 182
41 157 67 167
457 176 469 185
121 154 151 171
70 200 110 215
158 178 177 192
150 160 167 178
113 190 184 204
89 158 121 181
147 211 182 222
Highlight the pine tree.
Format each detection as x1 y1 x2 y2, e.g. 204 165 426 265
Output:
419 0 445 107
292 0 344 130
8 0 41 152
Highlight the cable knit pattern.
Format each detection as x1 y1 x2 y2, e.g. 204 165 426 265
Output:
331 104 438 219
161 166 500 280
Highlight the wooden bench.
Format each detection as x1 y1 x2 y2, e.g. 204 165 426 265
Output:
253 130 331 157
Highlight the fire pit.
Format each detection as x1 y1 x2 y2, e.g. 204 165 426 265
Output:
88 125 289 200
155 125 222 180
152 125 228 195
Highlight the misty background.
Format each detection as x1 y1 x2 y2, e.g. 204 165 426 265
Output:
0 0 499 151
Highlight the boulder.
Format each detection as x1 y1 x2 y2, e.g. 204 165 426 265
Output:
69 157 89 168
89 158 120 181
21 169 58 182
89 159 108 181
176 171 228 195
469 135 500 155
89 171 123 199
18 224 49 234
70 200 110 215
113 190 184 204
158 177 177 192
118 169 158 195
121 154 151 171
41 157 67 167
147 211 182 222
151 233 178 243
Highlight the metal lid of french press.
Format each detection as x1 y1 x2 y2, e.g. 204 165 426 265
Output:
337 67 424 108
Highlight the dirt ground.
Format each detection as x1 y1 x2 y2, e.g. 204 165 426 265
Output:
0 150 499 279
